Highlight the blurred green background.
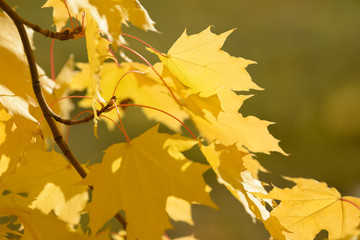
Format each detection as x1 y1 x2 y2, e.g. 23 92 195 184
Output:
5 0 360 239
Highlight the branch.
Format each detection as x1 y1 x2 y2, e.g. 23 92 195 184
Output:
1 2 80 40
0 0 87 179
0 0 127 230
22 19 84 41
52 97 116 125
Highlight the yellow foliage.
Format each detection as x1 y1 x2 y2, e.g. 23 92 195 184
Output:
83 125 213 239
151 26 261 97
2 149 88 228
1 0 359 238
0 194 88 239
256 178 360 240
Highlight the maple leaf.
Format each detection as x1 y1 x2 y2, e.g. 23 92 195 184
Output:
201 142 288 239
2 149 89 228
0 194 88 240
166 196 194 225
89 0 157 43
42 0 74 31
256 177 360 240
190 103 285 154
201 143 270 220
83 9 115 134
83 125 214 239
150 26 261 97
0 110 42 184
146 27 285 154
0 12 55 123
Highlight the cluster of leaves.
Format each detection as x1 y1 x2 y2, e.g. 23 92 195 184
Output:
0 0 359 239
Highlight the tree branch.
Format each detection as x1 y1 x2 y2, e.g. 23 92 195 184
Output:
0 4 81 40
0 0 88 179
53 97 116 125
0 0 127 230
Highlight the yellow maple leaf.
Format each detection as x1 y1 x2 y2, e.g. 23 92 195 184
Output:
166 196 194 225
89 0 157 44
150 26 261 97
142 57 284 154
176 86 284 154
201 143 289 239
256 177 360 240
0 110 42 184
201 143 271 221
0 194 88 240
84 9 114 134
42 0 73 31
2 149 88 228
191 106 285 154
0 12 55 123
83 125 214 239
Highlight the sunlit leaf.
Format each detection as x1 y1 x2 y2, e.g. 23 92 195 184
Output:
3 149 88 227
0 194 87 240
83 125 214 239
150 26 261 97
256 178 360 240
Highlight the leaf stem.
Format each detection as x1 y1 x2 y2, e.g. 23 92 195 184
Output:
340 198 360 211
112 99 131 143
120 44 181 106
121 33 167 58
115 104 197 140
40 95 112 125
111 70 145 98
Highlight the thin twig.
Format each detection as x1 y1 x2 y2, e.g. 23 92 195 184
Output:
52 97 115 125
0 0 127 230
0 1 81 40
22 12 82 40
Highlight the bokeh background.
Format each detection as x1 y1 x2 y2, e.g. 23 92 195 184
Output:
5 0 360 239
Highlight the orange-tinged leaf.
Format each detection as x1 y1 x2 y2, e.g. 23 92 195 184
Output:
83 125 214 239
256 178 360 240
151 27 261 97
